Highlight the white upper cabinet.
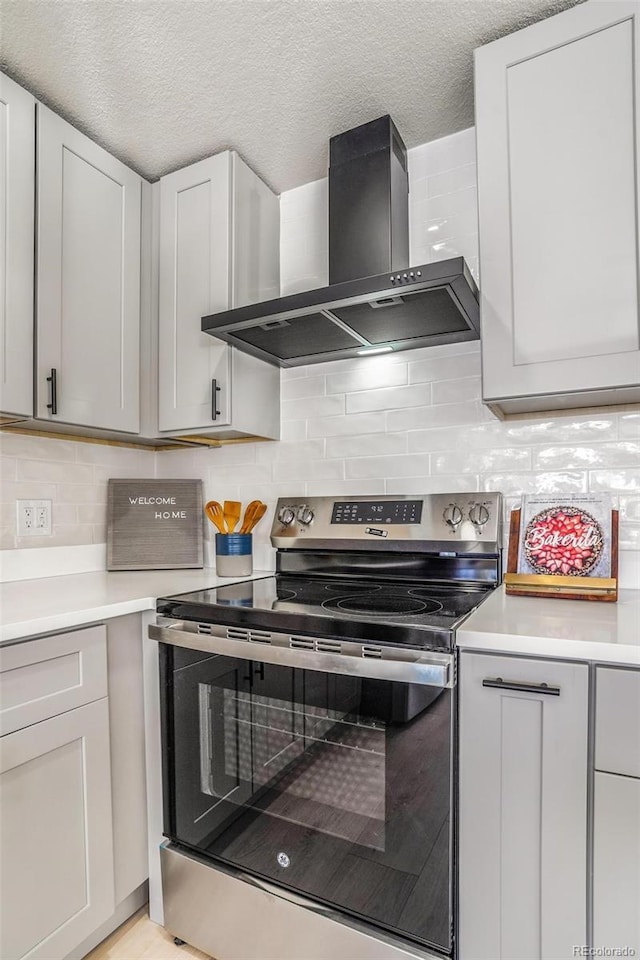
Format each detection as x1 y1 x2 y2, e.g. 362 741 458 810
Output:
158 150 280 439
36 105 142 433
0 74 34 419
476 0 640 415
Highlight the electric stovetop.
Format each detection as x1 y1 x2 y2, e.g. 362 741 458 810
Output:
156 575 495 650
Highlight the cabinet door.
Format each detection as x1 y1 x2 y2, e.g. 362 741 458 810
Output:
594 772 640 953
36 104 141 432
158 153 232 432
0 698 115 960
476 0 640 409
458 653 589 959
0 74 34 419
0 624 107 736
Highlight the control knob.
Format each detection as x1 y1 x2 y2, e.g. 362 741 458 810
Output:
278 506 296 527
469 503 490 533
297 505 315 526
443 504 463 532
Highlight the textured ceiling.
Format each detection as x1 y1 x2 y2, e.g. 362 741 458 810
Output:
1 0 584 192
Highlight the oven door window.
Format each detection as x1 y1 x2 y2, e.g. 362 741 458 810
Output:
160 644 452 953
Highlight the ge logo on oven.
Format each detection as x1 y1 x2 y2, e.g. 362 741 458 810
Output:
277 852 291 868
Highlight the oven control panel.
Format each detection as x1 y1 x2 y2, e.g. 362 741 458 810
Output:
271 493 502 552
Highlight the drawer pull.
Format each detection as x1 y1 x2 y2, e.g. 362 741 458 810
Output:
482 677 560 696
46 367 58 415
211 379 221 421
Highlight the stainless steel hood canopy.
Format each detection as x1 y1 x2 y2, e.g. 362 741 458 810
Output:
202 116 480 367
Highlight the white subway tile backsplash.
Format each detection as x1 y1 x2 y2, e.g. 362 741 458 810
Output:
589 469 640 493
1 480 58 503
0 457 17 482
18 459 94 484
619 414 640 439
619 523 640 549
307 411 387 439
619 496 640 521
256 439 325 463
534 442 640 471
389 401 483 432
346 383 429 415
326 432 407 460
409 351 481 384
386 475 480 494
282 395 344 420
432 377 482 405
280 420 307 442
434 448 531 475
281 376 326 400
0 433 78 462
427 164 477 199
307 478 387 497
345 454 429 480
272 459 344 482
326 362 407 395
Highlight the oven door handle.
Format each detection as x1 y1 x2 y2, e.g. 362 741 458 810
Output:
148 622 454 688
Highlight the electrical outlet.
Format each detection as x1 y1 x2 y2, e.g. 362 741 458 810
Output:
17 500 52 537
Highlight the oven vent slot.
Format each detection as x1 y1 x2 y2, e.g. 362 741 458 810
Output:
316 640 343 654
362 645 383 658
290 637 315 650
248 631 272 644
197 623 213 635
227 627 251 642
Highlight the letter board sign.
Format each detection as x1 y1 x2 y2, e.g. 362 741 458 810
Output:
107 479 203 570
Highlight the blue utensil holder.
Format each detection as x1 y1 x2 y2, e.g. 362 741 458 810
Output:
215 533 253 577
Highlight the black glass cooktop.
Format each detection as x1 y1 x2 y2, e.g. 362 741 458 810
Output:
157 576 494 651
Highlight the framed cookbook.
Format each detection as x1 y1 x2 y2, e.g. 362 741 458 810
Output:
107 479 204 570
505 495 618 602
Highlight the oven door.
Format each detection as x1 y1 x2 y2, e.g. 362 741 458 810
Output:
153 620 455 955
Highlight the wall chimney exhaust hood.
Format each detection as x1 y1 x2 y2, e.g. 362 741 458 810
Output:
202 116 480 367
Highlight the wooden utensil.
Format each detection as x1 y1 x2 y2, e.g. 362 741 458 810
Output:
245 502 267 533
223 500 242 533
205 500 227 534
240 500 261 533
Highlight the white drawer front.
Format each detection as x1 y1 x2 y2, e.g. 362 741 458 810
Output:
596 667 640 779
0 626 107 736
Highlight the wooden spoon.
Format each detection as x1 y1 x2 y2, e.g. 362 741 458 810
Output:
223 500 242 533
240 500 261 533
245 502 267 533
204 500 227 534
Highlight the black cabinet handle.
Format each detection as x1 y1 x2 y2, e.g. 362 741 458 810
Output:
46 368 58 415
212 379 221 421
482 677 560 697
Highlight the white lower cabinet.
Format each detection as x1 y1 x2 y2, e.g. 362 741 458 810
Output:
0 616 148 960
593 772 640 953
0 698 115 960
458 652 589 959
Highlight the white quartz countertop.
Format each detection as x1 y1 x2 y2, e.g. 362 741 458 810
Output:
457 584 640 666
0 568 272 643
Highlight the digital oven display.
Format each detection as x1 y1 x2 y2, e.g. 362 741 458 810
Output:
331 500 423 525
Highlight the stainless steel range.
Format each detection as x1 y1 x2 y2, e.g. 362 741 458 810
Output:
150 493 502 960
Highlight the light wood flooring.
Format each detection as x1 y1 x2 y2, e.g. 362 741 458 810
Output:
86 909 213 960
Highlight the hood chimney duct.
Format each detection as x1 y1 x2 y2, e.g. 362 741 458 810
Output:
328 115 409 285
